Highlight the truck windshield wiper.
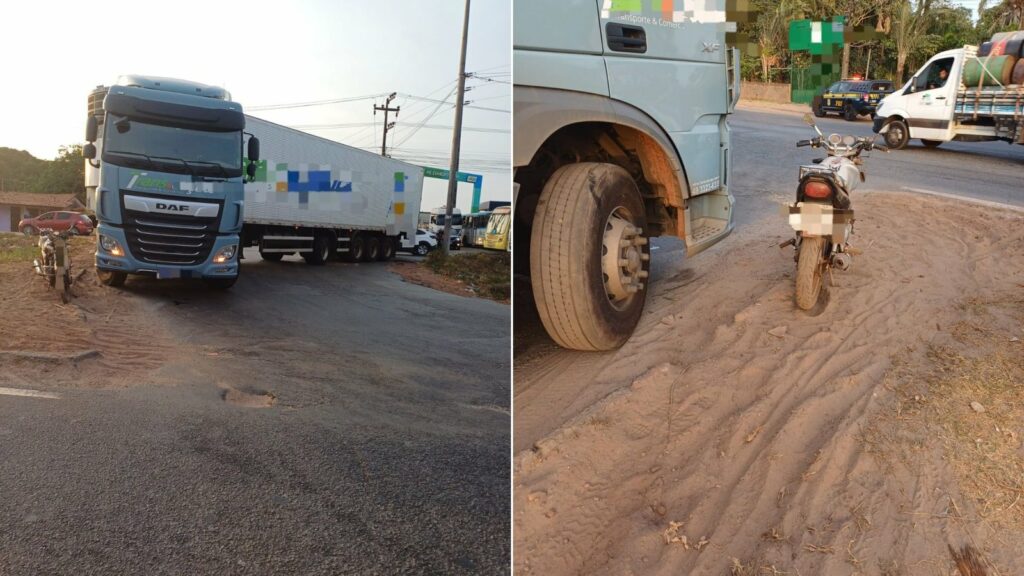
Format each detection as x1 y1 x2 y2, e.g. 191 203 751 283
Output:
108 150 156 165
183 160 230 179
148 155 197 177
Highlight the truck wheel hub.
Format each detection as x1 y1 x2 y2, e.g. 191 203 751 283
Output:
602 209 648 309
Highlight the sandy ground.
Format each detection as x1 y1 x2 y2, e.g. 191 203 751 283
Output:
0 234 176 389
514 192 1024 575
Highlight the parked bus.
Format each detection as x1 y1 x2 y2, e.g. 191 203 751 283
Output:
482 206 511 251
462 211 492 247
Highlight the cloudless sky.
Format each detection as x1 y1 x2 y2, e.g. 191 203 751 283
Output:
0 0 510 212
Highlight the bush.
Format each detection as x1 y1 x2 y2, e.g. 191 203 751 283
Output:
424 250 510 301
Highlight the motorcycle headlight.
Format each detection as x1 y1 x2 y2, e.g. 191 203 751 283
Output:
213 244 238 263
99 234 124 257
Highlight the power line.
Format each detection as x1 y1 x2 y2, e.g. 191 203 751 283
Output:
247 93 387 111
297 122 508 134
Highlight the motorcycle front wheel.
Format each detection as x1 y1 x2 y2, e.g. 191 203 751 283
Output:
795 236 827 310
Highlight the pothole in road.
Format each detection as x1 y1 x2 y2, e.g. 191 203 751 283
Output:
222 387 276 408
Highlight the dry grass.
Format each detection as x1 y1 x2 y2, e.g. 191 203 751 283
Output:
864 296 1024 531
424 250 510 301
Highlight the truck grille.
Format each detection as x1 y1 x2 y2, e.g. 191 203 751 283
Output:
123 200 220 265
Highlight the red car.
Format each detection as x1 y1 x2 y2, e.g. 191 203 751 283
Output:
19 211 94 236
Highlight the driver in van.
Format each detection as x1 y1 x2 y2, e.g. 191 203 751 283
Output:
928 67 949 90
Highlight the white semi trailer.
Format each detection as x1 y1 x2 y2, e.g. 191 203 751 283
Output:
241 116 424 264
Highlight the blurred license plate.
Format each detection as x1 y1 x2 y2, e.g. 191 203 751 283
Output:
157 267 181 279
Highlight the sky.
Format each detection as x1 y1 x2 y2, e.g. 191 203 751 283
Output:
0 0 511 213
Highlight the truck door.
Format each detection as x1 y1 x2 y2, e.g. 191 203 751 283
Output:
514 0 607 96
905 55 957 141
600 0 727 193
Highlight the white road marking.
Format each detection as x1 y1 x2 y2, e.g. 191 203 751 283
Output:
895 187 1024 213
0 387 61 400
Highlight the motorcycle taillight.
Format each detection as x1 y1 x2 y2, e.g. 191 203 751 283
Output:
804 181 833 199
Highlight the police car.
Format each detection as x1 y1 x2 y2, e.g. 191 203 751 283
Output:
812 79 895 121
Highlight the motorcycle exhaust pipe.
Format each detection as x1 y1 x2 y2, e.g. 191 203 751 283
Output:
832 252 852 271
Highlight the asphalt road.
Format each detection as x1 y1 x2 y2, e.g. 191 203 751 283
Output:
0 251 510 575
514 103 1024 441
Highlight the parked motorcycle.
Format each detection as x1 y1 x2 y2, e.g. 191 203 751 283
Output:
34 227 77 304
783 114 888 310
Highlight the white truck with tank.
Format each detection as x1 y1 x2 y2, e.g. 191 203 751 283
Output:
513 0 740 351
873 42 1024 149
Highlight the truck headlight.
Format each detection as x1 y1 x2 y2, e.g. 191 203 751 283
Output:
213 244 238 263
99 234 124 257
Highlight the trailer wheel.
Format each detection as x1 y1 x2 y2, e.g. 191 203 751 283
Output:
531 162 649 351
302 235 330 265
259 249 284 262
346 235 366 262
378 238 396 261
97 268 127 287
364 236 381 262
883 118 910 150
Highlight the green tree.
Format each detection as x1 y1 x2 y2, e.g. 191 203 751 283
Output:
891 0 934 83
28 144 85 199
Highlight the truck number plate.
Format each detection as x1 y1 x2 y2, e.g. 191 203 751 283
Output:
157 267 181 279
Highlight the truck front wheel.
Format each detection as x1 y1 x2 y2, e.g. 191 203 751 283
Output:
884 119 910 150
97 269 127 287
530 162 649 351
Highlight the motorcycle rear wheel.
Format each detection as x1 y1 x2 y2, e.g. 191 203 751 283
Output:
795 236 827 310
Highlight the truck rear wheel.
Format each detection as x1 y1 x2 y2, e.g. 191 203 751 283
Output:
378 238 395 261
97 269 127 287
364 236 381 262
346 236 366 262
530 162 649 351
302 235 330 265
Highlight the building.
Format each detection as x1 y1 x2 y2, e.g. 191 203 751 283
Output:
0 192 85 233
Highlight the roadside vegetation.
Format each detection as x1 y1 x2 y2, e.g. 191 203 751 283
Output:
424 250 510 301
0 232 37 263
742 0 1023 85
864 296 1024 541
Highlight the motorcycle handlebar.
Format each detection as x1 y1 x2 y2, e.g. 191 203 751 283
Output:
796 139 812 147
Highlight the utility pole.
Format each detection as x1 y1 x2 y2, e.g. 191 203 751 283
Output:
441 0 471 257
374 92 400 157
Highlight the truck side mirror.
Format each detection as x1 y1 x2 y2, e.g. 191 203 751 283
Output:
86 115 98 142
246 161 257 181
83 143 97 160
248 137 260 162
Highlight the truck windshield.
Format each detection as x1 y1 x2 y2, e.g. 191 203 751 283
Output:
104 114 241 177
431 214 464 226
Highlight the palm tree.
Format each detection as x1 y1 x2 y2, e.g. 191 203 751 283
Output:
978 0 1024 32
891 0 934 83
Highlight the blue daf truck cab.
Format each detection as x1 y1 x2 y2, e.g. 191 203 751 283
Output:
83 76 259 289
